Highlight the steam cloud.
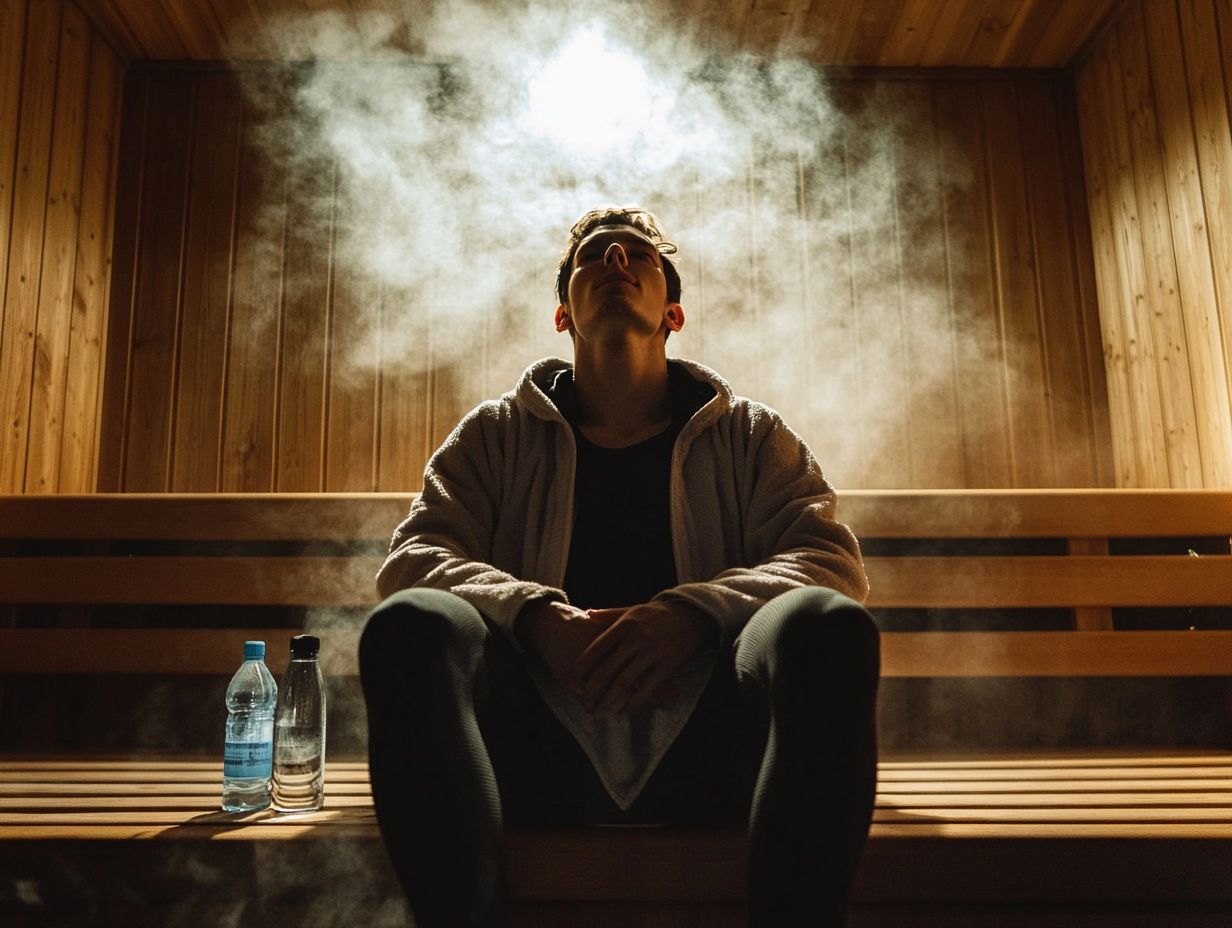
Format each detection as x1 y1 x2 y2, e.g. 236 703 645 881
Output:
236 0 961 486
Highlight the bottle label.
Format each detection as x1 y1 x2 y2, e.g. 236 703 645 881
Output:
224 740 273 779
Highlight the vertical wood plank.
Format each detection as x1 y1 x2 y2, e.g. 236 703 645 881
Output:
220 76 286 492
845 83 912 487
895 81 963 488
1177 0 1232 430
1143 0 1232 484
121 71 193 491
0 0 60 493
1093 33 1172 487
1075 54 1140 487
25 2 90 493
933 80 1012 487
1115 7 1204 487
796 123 862 488
0 0 29 351
323 170 379 492
982 80 1054 486
59 32 122 493
1018 79 1114 487
1067 537 1115 629
170 71 241 492
1055 70 1117 487
275 149 333 492
95 70 148 492
375 279 432 492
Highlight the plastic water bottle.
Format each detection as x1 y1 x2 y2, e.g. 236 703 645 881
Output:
272 634 326 812
221 640 277 812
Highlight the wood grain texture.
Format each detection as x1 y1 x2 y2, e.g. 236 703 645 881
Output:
219 74 285 492
933 82 1013 487
0 0 61 492
1114 7 1203 487
1 553 1229 610
94 71 147 491
1 488 1227 539
0 1 122 495
24 2 90 494
0 0 29 372
981 80 1054 486
1054 67 1116 488
58 29 121 493
121 72 193 491
1076 0 1232 487
70 0 1122 65
170 71 241 492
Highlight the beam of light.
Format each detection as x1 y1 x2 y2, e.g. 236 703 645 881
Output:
521 24 675 162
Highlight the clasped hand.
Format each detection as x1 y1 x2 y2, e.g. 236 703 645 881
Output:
517 598 714 718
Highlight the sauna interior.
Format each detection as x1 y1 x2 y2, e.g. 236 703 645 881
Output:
2 0 1232 925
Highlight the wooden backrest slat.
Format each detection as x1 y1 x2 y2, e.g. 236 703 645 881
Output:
2 491 1231 540
0 494 412 542
2 555 1228 608
3 628 1229 677
0 556 383 606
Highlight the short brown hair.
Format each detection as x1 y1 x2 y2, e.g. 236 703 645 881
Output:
555 206 681 305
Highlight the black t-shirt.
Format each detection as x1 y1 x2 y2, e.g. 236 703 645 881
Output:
563 421 680 609
547 365 711 610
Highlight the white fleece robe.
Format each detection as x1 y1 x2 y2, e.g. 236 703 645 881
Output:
376 356 869 810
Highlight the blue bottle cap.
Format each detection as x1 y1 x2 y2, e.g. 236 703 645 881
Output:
243 640 265 660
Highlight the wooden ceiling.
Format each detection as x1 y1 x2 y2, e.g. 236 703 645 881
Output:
77 0 1127 66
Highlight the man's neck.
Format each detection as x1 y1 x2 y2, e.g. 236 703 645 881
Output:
571 341 672 448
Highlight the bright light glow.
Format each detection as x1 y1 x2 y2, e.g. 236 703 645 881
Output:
523 25 671 157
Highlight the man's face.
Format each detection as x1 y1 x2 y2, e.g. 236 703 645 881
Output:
559 224 679 342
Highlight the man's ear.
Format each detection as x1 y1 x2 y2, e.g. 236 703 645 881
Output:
555 303 571 333
664 303 685 333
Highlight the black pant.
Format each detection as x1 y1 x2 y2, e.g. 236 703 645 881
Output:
359 586 880 927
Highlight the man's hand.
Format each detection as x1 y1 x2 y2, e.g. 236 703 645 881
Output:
515 599 616 694
573 600 716 718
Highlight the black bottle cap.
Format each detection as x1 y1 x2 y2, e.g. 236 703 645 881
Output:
290 634 320 657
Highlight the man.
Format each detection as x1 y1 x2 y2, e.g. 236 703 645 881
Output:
360 206 880 927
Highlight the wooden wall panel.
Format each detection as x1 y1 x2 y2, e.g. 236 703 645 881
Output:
170 72 240 492
0 0 123 493
1075 0 1232 487
220 87 284 493
274 157 332 492
121 73 192 491
99 66 1114 491
934 82 1014 487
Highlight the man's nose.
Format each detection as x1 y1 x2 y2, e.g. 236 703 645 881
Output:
603 242 629 268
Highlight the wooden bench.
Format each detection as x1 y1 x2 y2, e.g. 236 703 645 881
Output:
1 490 1231 927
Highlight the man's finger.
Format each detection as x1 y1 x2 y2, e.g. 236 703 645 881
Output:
625 665 672 712
573 620 627 682
597 654 656 716
580 639 639 709
586 607 629 624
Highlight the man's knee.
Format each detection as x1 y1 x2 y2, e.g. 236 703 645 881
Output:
779 587 878 656
360 588 486 678
739 587 880 688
